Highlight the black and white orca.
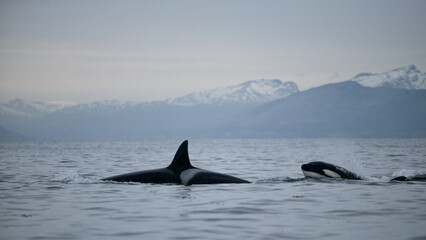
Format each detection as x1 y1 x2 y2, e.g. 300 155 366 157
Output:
301 161 362 180
390 175 426 182
102 140 250 186
301 161 421 182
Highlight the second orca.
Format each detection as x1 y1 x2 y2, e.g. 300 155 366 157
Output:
301 161 419 182
301 161 362 180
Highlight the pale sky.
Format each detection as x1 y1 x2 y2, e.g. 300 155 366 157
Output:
1 0 425 103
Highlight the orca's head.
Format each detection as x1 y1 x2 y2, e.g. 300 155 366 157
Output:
301 161 363 180
391 176 408 181
301 161 327 173
301 161 337 179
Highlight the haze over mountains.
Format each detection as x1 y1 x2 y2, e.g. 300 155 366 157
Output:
1 65 426 140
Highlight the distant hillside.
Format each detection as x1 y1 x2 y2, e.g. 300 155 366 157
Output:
0 126 29 141
222 81 426 138
0 98 73 118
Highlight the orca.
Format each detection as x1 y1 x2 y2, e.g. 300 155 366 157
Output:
391 175 426 182
301 161 421 182
301 161 362 180
102 140 250 185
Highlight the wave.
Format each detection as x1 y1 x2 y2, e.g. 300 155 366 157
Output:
256 177 306 183
392 169 426 178
51 170 100 184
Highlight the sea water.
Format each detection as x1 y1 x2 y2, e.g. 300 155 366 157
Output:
1 139 425 240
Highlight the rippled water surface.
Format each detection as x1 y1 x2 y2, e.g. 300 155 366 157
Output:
1 139 425 240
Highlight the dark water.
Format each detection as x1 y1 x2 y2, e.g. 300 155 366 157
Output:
1 139 425 240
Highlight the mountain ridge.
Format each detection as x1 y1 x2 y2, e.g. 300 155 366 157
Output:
350 65 426 90
164 79 299 106
1 79 299 117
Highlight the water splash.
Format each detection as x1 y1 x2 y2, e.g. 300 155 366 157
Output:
256 177 306 183
52 170 100 184
363 175 391 182
391 169 426 178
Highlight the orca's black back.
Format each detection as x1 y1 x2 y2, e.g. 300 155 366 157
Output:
184 171 250 186
102 168 180 184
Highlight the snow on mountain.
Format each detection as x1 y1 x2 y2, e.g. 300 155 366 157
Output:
65 100 139 112
1 79 298 118
0 98 75 118
165 79 299 106
0 99 142 117
351 65 426 89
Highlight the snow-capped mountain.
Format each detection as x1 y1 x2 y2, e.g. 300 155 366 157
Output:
62 100 139 112
350 65 426 89
0 79 299 119
0 98 74 118
0 99 140 118
165 79 299 106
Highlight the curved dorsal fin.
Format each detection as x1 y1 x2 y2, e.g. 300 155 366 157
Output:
168 140 193 172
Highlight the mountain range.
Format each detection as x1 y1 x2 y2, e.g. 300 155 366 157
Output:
1 65 425 140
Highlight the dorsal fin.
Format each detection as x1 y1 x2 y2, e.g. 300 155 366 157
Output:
167 140 193 172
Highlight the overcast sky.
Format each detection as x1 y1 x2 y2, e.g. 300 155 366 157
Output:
1 0 425 103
